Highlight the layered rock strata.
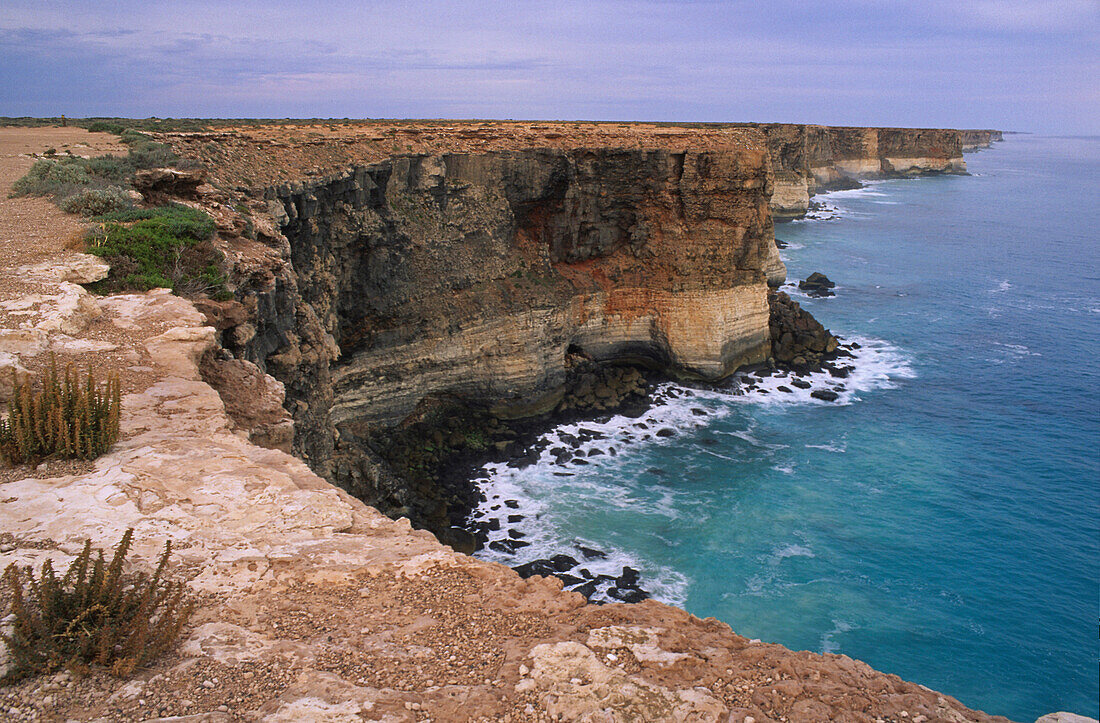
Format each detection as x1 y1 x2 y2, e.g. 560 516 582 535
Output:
961 129 1004 152
156 120 994 535
755 124 973 220
163 125 789 532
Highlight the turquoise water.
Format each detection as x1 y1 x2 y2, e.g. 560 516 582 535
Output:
473 136 1100 721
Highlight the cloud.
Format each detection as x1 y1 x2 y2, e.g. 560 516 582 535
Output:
954 0 1099 32
0 1 1096 133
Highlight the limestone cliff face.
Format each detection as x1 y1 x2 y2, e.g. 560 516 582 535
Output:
757 124 972 219
215 143 783 498
961 129 1003 152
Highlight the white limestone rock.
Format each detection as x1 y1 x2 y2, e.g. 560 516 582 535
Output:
18 253 110 284
1036 714 1099 723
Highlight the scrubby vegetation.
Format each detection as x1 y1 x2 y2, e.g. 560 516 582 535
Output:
58 187 132 216
85 204 228 297
6 120 233 299
0 360 121 466
8 128 181 216
1 529 193 681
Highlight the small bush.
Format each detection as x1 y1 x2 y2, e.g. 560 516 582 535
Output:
79 155 133 183
0 360 121 465
86 120 125 135
1 529 194 681
9 159 91 197
10 132 181 211
120 131 177 169
85 204 225 296
58 186 132 217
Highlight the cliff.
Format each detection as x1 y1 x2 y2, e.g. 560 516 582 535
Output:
961 129 1004 152
756 124 972 220
0 124 1028 722
163 123 788 532
156 120 996 536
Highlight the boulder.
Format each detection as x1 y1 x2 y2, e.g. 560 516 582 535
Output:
132 167 208 203
0 352 31 402
799 272 836 297
199 354 294 452
18 253 110 284
192 298 249 332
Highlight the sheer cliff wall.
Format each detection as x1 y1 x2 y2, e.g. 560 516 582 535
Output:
165 120 993 531
960 129 1004 151
756 124 974 220
167 124 786 526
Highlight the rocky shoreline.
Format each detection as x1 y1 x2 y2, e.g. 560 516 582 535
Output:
414 287 856 603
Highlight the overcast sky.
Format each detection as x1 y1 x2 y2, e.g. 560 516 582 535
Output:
1 0 1097 133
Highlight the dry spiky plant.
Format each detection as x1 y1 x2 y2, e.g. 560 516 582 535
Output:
0 358 120 465
1 529 194 681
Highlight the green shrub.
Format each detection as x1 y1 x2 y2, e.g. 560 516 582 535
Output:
58 186 132 217
1 529 194 681
119 130 178 169
85 204 225 296
86 120 125 135
79 155 134 183
10 132 180 210
9 159 91 197
0 360 121 466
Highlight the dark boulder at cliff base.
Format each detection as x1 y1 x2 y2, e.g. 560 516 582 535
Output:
578 545 608 560
811 389 840 402
799 272 836 297
513 559 560 579
768 290 840 369
608 587 650 603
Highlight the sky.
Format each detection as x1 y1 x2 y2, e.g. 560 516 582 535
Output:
1 0 1097 134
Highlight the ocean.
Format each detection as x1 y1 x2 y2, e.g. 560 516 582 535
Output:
471 135 1100 721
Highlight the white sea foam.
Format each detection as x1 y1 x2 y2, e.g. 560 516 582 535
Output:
470 335 915 605
774 543 815 560
805 440 847 453
820 619 854 654
779 281 842 302
727 335 915 408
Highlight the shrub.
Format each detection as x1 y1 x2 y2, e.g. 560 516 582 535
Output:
86 121 125 135
58 186 132 217
0 360 121 466
79 155 134 183
9 159 91 197
1 529 194 681
85 204 225 297
119 130 178 169
10 132 181 209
